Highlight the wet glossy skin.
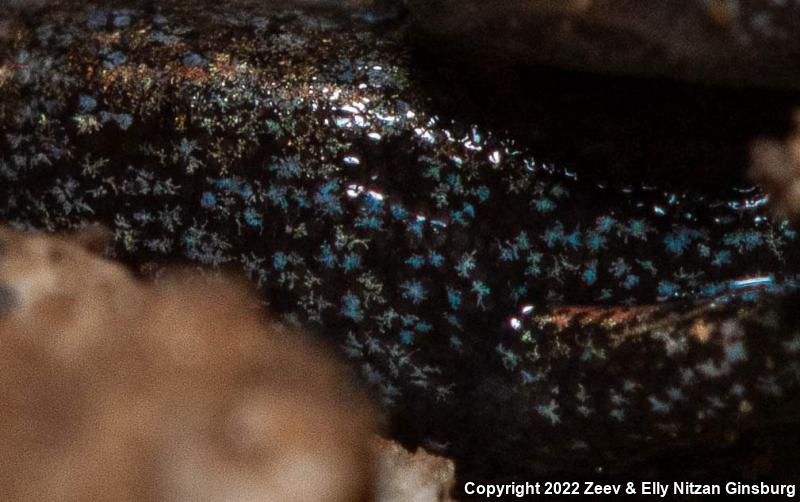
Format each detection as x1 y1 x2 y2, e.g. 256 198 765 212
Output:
1 1 800 480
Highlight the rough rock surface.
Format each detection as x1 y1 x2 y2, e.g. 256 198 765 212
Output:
0 224 378 501
373 437 456 502
751 112 800 219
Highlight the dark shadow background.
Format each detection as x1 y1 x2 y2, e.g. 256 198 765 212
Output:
404 29 800 194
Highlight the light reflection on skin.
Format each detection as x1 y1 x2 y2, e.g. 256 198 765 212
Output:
3 2 800 480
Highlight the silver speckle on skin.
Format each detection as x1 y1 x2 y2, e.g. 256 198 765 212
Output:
2 1 800 477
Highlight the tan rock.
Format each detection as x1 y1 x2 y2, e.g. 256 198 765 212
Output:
0 224 378 502
373 437 456 502
750 111 800 219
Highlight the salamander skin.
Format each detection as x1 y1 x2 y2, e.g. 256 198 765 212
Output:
2 0 800 481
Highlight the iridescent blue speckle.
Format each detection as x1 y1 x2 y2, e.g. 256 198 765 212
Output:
3 3 800 481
